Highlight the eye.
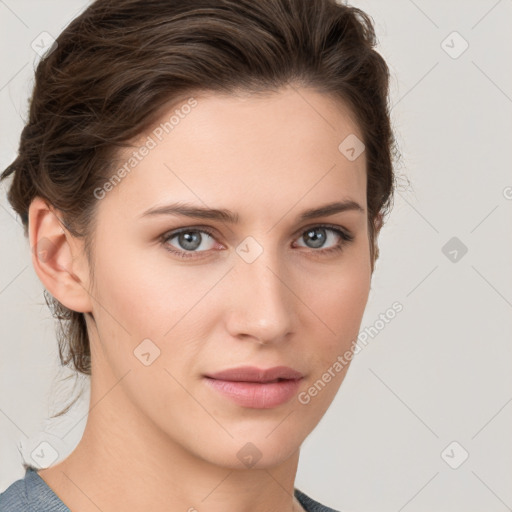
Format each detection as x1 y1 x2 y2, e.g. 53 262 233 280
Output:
161 227 218 259
293 224 354 255
160 224 354 260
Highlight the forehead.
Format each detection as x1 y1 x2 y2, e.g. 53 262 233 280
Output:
102 86 367 221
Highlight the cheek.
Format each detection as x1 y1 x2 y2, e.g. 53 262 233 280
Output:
91 240 194 334
303 256 371 363
89 241 223 378
295 265 370 414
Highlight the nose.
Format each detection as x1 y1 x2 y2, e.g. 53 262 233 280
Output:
225 249 295 345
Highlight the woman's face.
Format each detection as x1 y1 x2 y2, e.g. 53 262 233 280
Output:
84 86 371 468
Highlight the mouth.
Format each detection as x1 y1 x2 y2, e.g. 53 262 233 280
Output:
203 366 304 409
204 365 304 383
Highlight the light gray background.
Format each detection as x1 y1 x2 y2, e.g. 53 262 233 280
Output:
1 1 511 511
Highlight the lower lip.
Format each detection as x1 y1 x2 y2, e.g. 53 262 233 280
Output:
203 377 302 409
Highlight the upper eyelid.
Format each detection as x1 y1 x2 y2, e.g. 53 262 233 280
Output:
293 222 352 237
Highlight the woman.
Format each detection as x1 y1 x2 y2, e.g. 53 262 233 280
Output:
0 0 397 510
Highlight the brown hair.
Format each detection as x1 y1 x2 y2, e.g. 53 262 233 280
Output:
1 0 400 387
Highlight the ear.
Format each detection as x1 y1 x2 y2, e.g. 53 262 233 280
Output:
374 211 384 235
370 212 384 274
28 196 93 314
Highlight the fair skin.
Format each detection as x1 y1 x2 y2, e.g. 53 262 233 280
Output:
30 85 378 512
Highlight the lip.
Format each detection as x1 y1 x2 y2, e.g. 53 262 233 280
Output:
204 365 303 382
203 366 304 409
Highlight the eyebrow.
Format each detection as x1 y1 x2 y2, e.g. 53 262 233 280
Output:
139 200 364 223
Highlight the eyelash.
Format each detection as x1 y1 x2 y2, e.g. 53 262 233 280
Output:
160 224 354 260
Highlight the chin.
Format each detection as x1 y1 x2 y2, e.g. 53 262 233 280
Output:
184 432 302 470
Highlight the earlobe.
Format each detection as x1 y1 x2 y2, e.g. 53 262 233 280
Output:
28 197 93 314
374 212 384 234
370 212 384 274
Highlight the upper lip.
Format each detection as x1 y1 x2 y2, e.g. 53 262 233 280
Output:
204 366 303 383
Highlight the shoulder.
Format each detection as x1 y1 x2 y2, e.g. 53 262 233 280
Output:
0 469 30 512
294 487 344 512
0 467 69 512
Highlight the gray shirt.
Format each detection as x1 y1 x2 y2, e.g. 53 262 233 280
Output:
0 468 341 512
